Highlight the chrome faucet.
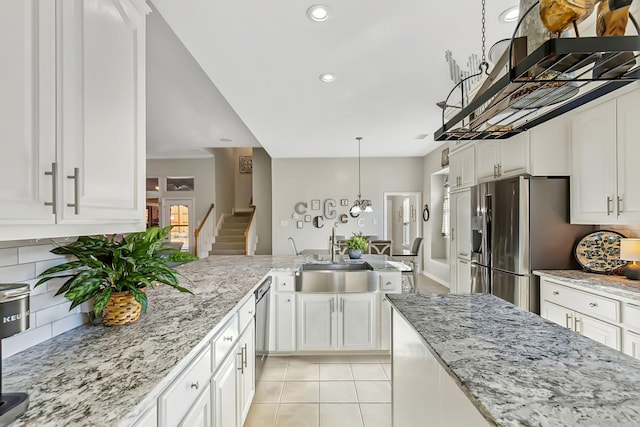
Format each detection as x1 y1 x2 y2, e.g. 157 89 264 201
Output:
330 226 337 262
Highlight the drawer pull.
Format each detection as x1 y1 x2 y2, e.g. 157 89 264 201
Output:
552 291 559 296
574 317 581 332
589 302 598 308
565 313 572 329
237 350 244 374
190 381 199 390
223 336 233 342
385 281 392 287
248 310 254 315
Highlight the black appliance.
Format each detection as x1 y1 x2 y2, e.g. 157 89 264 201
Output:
0 283 30 426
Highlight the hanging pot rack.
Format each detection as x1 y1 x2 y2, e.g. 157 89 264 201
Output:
434 0 640 141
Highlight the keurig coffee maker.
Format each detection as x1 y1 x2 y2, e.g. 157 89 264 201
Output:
0 284 30 426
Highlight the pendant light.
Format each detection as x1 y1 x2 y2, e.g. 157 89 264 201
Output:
350 137 373 215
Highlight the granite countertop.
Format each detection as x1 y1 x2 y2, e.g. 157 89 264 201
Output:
387 293 640 427
534 269 640 303
4 254 402 427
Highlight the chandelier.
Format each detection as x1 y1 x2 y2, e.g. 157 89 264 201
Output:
350 137 373 215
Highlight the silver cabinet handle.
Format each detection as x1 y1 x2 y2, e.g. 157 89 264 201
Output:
190 381 199 390
552 291 559 296
497 164 502 177
574 317 581 332
237 350 244 373
67 167 80 214
248 310 254 315
223 336 233 342
242 343 248 368
385 281 392 287
617 196 623 214
340 298 344 313
493 164 498 178
330 298 334 313
589 302 598 308
44 162 57 214
459 252 469 257
451 228 455 242
606 196 613 215
286 298 291 303
460 260 468 264
565 313 572 329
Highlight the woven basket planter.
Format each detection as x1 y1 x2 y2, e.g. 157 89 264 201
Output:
102 288 146 327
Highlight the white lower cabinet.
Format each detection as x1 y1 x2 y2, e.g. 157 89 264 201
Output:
237 321 255 423
212 353 238 427
297 293 377 351
624 331 640 359
132 405 157 427
380 296 392 350
540 278 622 352
276 292 296 351
392 309 489 427
456 258 472 293
180 385 211 427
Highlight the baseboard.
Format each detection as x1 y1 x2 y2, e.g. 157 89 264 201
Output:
423 271 451 288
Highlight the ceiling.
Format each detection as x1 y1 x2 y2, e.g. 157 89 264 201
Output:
149 0 519 159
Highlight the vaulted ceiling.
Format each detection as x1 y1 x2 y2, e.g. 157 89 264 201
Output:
148 0 520 159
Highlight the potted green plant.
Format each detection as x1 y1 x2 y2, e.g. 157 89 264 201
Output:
345 233 368 259
36 226 198 326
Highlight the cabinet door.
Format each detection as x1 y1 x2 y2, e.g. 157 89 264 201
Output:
453 189 471 260
133 405 157 427
456 259 471 293
541 300 573 329
459 145 476 188
213 354 238 427
57 0 145 223
0 0 56 225
499 133 529 178
576 314 621 351
276 293 295 351
179 385 211 427
623 330 640 360
529 115 570 176
380 296 392 350
570 99 617 224
339 294 377 350
297 294 335 350
237 322 255 424
615 89 640 223
475 141 498 183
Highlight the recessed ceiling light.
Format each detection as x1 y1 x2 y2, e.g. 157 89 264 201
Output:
319 73 336 83
306 5 330 22
220 138 233 142
499 6 519 23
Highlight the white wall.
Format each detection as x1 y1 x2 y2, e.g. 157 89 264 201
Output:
271 157 423 255
146 158 216 224
0 239 88 359
253 148 272 254
234 147 253 209
212 148 235 223
422 148 451 286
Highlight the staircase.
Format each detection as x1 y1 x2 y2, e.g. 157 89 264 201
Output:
209 212 251 255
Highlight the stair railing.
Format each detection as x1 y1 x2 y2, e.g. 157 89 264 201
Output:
244 205 257 255
194 203 215 259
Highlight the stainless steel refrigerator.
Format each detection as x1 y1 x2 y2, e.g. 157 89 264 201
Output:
470 176 594 313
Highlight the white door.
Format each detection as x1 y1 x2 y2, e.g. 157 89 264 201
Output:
623 331 640 359
0 0 56 225
213 355 238 427
475 141 498 183
570 99 617 224
179 386 211 427
276 293 295 351
576 314 621 351
237 323 255 424
615 89 640 223
163 198 195 253
540 301 573 329
57 0 145 223
339 293 377 349
454 189 471 260
297 294 335 350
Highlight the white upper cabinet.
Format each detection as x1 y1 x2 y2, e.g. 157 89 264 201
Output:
0 0 148 240
571 88 640 224
475 133 530 183
529 115 571 176
0 1 56 225
449 144 475 191
57 0 146 224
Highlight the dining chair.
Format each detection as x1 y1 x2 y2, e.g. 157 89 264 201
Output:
368 240 392 255
392 237 424 293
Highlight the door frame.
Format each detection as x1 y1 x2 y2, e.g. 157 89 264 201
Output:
382 192 422 248
161 197 195 253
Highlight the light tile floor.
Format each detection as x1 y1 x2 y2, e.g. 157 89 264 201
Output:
244 354 391 427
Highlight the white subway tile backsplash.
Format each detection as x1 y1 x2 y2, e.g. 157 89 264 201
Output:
51 313 87 336
2 324 52 359
35 258 67 277
0 248 18 267
31 290 68 312
18 244 64 264
35 302 77 327
0 263 36 283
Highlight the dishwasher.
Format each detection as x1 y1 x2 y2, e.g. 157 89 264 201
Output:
254 276 272 383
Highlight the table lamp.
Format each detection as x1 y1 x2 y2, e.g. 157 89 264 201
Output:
620 238 640 280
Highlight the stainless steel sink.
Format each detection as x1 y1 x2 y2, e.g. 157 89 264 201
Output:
296 263 377 292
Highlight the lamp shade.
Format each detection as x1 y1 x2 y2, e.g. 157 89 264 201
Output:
620 238 640 262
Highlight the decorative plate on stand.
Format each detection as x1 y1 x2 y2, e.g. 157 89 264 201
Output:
574 230 629 273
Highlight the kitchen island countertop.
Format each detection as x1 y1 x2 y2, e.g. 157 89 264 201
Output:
3 254 401 426
387 292 640 426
